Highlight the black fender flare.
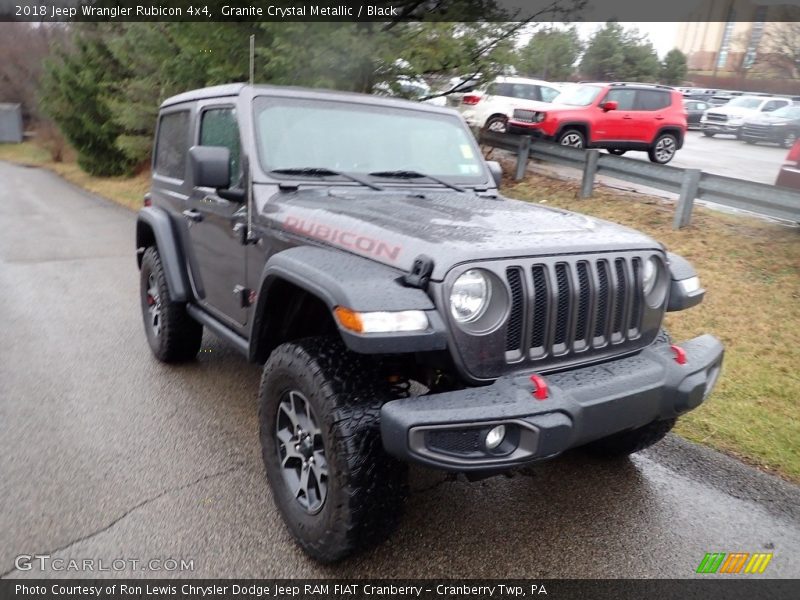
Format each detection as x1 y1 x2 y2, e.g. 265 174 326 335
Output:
248 246 446 360
666 252 704 311
135 207 189 302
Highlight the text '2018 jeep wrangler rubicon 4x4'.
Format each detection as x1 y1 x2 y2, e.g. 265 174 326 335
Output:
137 84 723 563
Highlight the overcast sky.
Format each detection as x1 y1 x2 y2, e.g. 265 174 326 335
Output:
532 22 682 58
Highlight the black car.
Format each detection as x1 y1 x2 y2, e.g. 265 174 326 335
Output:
741 104 800 148
683 98 712 128
136 83 723 563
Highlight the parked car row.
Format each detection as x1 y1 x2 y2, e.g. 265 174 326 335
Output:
700 95 795 140
388 74 799 170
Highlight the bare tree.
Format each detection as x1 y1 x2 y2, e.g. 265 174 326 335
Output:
0 23 67 123
753 22 800 79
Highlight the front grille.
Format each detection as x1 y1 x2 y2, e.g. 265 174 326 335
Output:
446 252 662 380
513 109 536 123
504 255 644 361
706 112 728 123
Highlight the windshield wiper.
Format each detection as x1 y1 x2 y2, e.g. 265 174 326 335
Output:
270 167 384 191
368 170 466 193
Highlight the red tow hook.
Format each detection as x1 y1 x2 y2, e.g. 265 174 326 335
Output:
670 344 687 365
530 374 549 400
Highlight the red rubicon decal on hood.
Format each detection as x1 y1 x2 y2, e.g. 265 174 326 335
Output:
283 216 402 262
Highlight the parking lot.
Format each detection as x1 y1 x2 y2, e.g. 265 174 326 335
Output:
637 129 789 186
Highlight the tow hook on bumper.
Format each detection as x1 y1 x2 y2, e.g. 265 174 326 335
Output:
380 334 724 471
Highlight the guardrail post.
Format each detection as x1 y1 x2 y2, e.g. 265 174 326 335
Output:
580 149 600 198
673 169 702 229
514 135 532 181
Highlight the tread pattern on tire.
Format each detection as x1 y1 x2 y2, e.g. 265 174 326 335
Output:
140 247 202 362
258 336 407 563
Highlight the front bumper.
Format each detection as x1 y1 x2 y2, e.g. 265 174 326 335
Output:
741 127 787 144
507 122 550 138
381 334 723 471
701 121 742 135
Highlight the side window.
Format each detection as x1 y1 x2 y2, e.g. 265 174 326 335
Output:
154 110 190 180
513 84 539 100
199 107 241 187
636 90 671 111
490 83 512 97
540 86 560 102
604 89 637 111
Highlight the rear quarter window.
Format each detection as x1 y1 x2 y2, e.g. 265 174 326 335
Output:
636 90 671 111
154 110 190 180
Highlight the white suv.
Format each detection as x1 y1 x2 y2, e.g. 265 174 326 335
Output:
457 76 562 132
701 95 792 138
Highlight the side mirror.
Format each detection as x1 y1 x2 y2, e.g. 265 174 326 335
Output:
189 146 231 190
600 100 618 111
486 160 502 188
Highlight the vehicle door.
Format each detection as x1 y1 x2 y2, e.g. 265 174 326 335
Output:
594 88 637 142
184 103 249 329
633 89 673 143
151 107 193 239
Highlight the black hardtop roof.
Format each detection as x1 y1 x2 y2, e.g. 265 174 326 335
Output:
159 82 454 115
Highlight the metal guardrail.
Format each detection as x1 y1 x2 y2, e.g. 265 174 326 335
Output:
477 130 800 229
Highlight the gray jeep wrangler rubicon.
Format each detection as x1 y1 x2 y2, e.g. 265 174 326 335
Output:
136 83 723 563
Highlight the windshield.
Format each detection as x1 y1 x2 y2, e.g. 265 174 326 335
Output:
253 97 486 183
551 85 602 106
727 97 763 109
771 105 800 119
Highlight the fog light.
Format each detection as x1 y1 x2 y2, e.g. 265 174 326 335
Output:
485 425 506 450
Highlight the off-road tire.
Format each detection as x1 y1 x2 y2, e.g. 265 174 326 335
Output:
139 247 202 362
583 328 674 456
258 336 408 563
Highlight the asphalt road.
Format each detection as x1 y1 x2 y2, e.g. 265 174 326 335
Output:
638 130 789 185
1 161 799 579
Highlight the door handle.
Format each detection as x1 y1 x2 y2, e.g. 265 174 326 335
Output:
655 116 665 120
623 115 634 119
182 209 204 223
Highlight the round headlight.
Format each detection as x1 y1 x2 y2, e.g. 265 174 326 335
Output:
450 269 491 323
642 257 659 296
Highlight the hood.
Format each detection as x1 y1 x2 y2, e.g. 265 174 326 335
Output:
510 100 580 115
745 113 794 126
709 105 761 118
256 187 661 280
